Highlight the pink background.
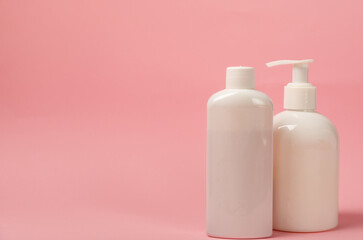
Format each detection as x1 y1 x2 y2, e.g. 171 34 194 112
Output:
0 0 362 239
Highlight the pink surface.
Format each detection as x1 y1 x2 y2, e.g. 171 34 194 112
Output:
0 0 362 239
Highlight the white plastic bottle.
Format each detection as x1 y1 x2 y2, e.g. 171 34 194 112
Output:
266 60 339 232
206 67 273 238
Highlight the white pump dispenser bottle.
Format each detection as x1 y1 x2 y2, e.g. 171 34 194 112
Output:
207 67 273 238
266 60 339 232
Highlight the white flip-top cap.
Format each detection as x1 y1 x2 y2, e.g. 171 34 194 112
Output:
266 59 316 110
226 66 255 89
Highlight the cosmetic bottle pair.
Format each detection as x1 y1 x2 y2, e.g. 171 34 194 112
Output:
207 60 339 238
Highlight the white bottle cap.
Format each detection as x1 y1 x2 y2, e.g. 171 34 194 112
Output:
226 66 255 89
266 59 316 110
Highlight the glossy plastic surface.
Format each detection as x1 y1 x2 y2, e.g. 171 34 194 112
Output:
207 89 273 238
273 110 339 232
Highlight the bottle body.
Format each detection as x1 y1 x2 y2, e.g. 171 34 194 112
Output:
207 89 273 238
273 110 339 232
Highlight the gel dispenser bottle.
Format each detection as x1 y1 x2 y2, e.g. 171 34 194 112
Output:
266 60 339 232
207 67 273 238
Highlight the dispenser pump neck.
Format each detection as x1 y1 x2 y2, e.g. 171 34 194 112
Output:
266 59 316 110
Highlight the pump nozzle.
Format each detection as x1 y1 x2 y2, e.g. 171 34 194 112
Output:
266 59 313 84
266 59 316 110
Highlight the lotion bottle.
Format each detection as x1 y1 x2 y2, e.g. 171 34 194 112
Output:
266 59 339 232
207 67 273 238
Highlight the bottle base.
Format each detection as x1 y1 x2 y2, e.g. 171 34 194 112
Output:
273 223 338 233
207 232 273 239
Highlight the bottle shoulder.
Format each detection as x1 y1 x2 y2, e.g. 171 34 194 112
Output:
274 111 338 139
207 89 273 109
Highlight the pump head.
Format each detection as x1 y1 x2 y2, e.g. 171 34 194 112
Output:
266 59 316 110
266 59 313 84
